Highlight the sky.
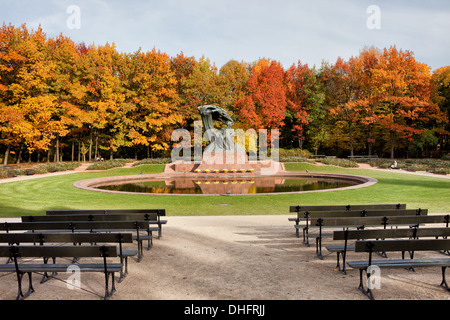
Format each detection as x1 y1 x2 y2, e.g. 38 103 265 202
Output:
1 0 449 71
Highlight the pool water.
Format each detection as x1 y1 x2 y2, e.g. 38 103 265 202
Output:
97 177 356 195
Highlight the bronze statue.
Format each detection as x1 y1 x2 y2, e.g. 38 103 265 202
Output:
197 105 244 154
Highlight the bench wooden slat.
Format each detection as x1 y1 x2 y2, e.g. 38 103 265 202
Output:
310 215 449 227
46 209 165 216
0 244 118 258
333 227 450 240
0 263 124 273
302 209 427 218
0 221 150 231
0 232 134 244
347 258 450 269
22 213 159 222
289 204 406 212
354 239 450 252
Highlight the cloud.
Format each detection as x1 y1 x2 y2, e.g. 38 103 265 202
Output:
1 0 449 70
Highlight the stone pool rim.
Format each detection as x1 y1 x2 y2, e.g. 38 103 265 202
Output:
73 171 378 196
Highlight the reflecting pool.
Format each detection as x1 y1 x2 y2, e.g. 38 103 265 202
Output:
96 176 358 195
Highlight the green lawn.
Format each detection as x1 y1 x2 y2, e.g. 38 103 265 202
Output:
0 162 449 218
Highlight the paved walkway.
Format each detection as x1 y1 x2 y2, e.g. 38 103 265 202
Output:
0 161 448 185
0 161 138 184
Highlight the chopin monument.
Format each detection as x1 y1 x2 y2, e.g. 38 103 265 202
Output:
165 104 284 174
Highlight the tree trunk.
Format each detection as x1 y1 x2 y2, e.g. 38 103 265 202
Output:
71 140 75 162
55 135 60 163
3 146 9 165
94 132 99 160
348 122 354 157
298 137 304 151
16 145 22 164
77 141 81 162
390 131 396 159
367 125 373 156
89 129 93 162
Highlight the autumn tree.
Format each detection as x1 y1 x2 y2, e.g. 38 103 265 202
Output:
349 47 382 156
47 34 88 162
0 24 60 163
371 46 445 158
78 42 126 160
233 59 287 131
431 66 450 152
170 52 198 128
324 57 361 157
218 60 249 113
120 48 182 157
285 61 325 150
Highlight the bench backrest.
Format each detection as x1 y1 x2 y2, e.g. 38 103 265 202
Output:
0 221 150 232
333 227 450 241
310 214 450 227
46 209 165 216
0 245 118 258
289 204 406 212
0 232 134 244
354 239 450 253
300 209 427 219
22 213 159 223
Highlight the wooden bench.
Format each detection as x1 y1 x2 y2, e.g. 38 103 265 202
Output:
298 208 427 245
46 209 167 238
328 227 450 274
288 204 407 238
347 239 450 299
0 244 121 300
0 232 136 282
22 213 158 250
309 214 449 259
0 221 150 262
293 208 423 245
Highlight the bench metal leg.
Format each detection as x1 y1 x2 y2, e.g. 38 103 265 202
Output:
358 269 374 300
302 227 309 246
294 218 300 238
40 257 57 283
334 251 347 274
147 230 153 250
440 267 449 291
15 272 35 300
118 257 128 283
104 271 117 300
136 240 144 262
315 236 323 260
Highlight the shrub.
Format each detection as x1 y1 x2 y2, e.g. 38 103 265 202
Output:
132 158 171 166
23 168 37 175
317 158 358 168
278 148 312 159
87 159 132 170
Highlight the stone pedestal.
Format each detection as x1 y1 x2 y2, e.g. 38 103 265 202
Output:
164 152 285 175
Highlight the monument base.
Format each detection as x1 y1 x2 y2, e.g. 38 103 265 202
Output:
164 152 285 175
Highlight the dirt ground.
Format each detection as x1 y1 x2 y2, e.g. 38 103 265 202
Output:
0 164 448 301
0 215 449 301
